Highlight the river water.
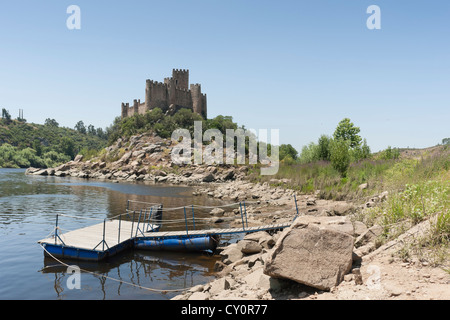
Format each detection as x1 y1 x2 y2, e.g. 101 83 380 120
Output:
0 168 230 300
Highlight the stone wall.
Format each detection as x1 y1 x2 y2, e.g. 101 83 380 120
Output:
122 69 207 119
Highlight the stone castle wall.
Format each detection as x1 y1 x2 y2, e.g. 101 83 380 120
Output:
121 69 207 119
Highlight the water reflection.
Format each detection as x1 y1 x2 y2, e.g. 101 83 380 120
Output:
0 169 226 300
40 249 219 300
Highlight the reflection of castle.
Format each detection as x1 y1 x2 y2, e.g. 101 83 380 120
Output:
121 69 207 119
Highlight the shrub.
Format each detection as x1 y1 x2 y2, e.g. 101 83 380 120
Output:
330 139 351 177
317 135 332 161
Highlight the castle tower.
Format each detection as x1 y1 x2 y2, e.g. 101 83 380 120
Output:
190 83 203 116
172 69 189 90
121 102 129 119
145 79 152 111
202 93 207 119
126 69 206 119
167 77 177 105
133 99 139 115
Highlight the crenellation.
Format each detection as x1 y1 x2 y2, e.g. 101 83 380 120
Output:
121 69 207 119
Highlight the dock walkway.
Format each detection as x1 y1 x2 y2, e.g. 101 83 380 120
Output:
38 199 299 261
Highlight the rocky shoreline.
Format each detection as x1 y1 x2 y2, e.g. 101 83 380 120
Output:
25 133 450 300
25 133 247 185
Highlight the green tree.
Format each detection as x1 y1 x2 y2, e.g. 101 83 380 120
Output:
32 139 43 157
333 118 362 149
87 124 96 135
317 135 332 161
330 139 351 177
58 136 76 159
74 120 86 134
1 108 12 124
44 118 59 127
279 144 298 161
206 115 238 133
298 142 320 164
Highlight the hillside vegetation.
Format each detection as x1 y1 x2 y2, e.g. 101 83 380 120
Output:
0 118 108 168
249 119 449 266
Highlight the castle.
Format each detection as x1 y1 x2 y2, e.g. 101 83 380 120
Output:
121 69 207 119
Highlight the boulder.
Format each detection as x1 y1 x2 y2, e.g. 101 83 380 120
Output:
238 240 262 255
292 215 354 236
74 154 83 163
353 221 368 237
264 217 354 291
119 152 132 163
223 170 235 181
153 170 167 177
210 208 225 216
242 267 271 290
25 167 40 175
354 224 383 247
220 243 244 265
35 169 48 176
359 183 368 190
202 173 215 183
243 231 275 249
188 292 210 300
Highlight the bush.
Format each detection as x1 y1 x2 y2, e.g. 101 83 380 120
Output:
330 139 351 177
380 146 400 160
298 142 320 164
279 144 298 161
0 143 71 168
317 135 332 161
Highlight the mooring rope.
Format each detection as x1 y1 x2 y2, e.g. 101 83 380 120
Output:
39 244 195 294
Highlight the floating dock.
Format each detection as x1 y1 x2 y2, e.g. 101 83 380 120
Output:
39 220 136 261
38 199 299 261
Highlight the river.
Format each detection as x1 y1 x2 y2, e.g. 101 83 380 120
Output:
0 168 229 300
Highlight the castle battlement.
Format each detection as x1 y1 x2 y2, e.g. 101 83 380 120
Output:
121 69 207 119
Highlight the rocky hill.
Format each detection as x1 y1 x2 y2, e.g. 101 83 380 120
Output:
26 132 245 184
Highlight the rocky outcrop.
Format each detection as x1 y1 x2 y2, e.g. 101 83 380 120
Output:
264 216 354 291
25 133 249 185
171 215 390 300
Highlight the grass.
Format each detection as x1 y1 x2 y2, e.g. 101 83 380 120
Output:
249 157 397 201
250 145 450 267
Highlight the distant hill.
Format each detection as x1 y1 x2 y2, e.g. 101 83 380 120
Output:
0 119 108 168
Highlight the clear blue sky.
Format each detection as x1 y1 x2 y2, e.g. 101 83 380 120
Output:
0 0 449 152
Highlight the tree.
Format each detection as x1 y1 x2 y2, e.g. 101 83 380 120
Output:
96 127 106 139
279 144 298 161
58 136 76 159
317 135 332 161
74 121 86 134
87 124 96 135
330 139 351 177
2 108 12 124
44 118 59 127
442 138 450 146
333 118 362 149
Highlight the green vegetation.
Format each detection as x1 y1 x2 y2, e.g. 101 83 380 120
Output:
249 117 449 266
106 108 239 145
297 119 371 171
0 117 108 168
1 107 448 265
0 143 70 168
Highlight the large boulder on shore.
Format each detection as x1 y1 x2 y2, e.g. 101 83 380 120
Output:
263 216 354 291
